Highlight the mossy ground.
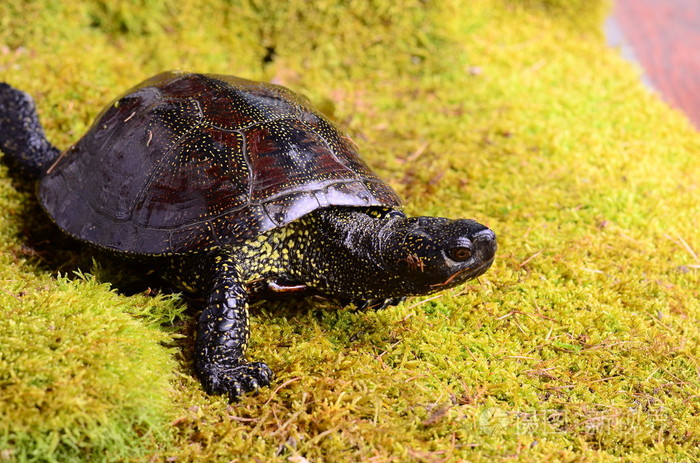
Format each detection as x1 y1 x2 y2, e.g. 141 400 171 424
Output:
1 0 699 461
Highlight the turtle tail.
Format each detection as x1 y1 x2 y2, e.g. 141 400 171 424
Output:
0 83 60 180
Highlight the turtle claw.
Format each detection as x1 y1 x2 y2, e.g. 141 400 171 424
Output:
379 297 407 310
352 297 406 311
200 361 273 402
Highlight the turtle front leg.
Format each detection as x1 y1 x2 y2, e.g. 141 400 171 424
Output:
195 254 273 401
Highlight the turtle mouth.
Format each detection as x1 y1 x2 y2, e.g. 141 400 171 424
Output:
430 256 496 290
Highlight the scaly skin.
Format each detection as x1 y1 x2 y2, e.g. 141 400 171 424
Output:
167 208 496 400
0 84 60 179
194 253 272 400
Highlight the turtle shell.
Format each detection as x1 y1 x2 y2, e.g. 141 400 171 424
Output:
39 72 401 255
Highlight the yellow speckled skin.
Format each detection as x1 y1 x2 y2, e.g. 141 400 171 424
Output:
0 75 497 401
171 207 496 399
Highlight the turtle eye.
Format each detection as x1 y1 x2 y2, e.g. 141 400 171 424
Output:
447 246 472 262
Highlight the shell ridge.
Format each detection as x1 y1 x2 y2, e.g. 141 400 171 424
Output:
130 98 205 225
298 118 359 179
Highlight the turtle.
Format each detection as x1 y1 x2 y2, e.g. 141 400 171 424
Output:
0 71 497 401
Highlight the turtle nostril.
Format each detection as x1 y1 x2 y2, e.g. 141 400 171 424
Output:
472 228 496 243
472 229 497 260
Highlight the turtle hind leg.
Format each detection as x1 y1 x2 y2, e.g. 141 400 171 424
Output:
0 83 60 179
350 297 407 311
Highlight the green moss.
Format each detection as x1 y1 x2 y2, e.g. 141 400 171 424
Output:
0 267 181 461
1 0 700 461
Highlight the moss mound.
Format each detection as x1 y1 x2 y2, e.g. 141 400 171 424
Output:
1 0 699 461
0 271 181 461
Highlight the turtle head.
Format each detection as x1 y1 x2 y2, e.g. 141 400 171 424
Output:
378 215 497 295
